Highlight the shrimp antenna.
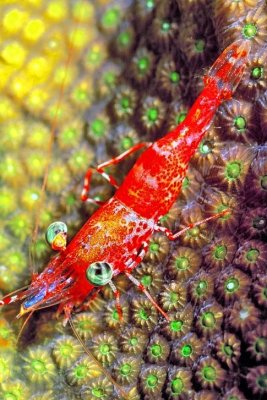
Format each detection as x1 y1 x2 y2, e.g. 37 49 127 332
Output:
16 310 34 344
30 2 85 274
69 316 129 400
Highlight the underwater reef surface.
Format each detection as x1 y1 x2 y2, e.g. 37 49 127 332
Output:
0 0 267 399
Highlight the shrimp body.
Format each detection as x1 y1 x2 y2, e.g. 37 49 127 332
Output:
0 40 250 320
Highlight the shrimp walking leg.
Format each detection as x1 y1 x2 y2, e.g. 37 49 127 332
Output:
125 271 170 320
81 141 151 201
155 209 229 240
109 280 123 320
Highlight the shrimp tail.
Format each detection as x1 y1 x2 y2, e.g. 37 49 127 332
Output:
204 39 251 100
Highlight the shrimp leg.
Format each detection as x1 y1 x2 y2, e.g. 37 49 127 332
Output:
155 209 229 240
81 142 151 201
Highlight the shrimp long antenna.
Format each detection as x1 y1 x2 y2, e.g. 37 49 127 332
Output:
16 310 34 344
30 2 85 273
69 316 129 400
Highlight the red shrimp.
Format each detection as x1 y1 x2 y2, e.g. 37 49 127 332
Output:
0 40 250 322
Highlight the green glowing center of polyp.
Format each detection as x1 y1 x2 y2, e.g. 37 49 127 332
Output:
121 137 134 150
196 280 207 296
182 176 189 189
139 309 149 320
31 359 46 374
242 23 258 39
169 291 179 303
4 394 17 400
226 161 241 179
75 365 88 379
60 343 73 357
161 21 171 32
118 31 130 46
138 57 149 72
146 374 158 387
170 71 180 83
176 112 187 124
214 245 227 260
257 373 267 389
112 310 119 321
246 249 260 262
120 97 130 109
223 344 233 356
175 256 189 270
225 277 239 293
102 8 120 28
150 242 159 252
200 140 212 154
171 377 184 394
203 366 216 381
261 175 267 190
255 338 267 354
147 107 159 122
251 66 263 79
170 320 183 332
234 116 246 131
92 387 104 398
146 0 154 9
181 344 192 357
120 363 132 376
195 39 205 52
99 343 110 355
141 275 152 287
151 344 162 357
91 119 105 137
202 312 215 328
129 337 138 346
78 320 92 332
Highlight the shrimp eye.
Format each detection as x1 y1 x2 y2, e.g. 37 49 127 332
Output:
86 262 113 286
46 221 67 251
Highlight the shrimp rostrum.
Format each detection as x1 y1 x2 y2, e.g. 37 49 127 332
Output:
0 40 251 325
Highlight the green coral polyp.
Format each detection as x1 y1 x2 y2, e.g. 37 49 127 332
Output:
202 312 215 328
195 39 205 52
242 23 258 39
251 66 263 79
225 278 240 293
175 256 189 270
146 374 158 387
138 57 149 72
150 344 162 357
181 344 193 357
226 161 242 180
246 248 260 262
200 140 212 154
234 116 246 131
121 136 134 150
170 320 183 332
141 274 152 287
170 71 180 83
161 21 171 32
196 280 208 296
91 119 106 137
171 377 184 394
214 245 227 260
147 107 159 122
203 366 216 381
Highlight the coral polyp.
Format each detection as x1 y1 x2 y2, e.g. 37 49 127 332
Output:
167 246 202 281
195 357 226 390
214 332 241 369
